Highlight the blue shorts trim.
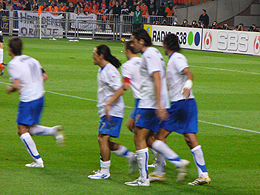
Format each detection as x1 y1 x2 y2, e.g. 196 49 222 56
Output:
17 96 44 126
129 99 140 119
160 99 198 134
98 116 123 138
135 108 160 133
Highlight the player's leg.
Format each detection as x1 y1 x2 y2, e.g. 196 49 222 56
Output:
185 133 211 185
18 125 44 168
148 128 190 182
29 125 65 146
124 126 150 186
183 99 210 185
30 96 64 146
110 141 137 173
126 117 135 132
16 99 46 167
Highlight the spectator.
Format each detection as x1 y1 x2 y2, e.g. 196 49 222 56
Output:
66 2 75 12
150 10 156 24
249 24 259 32
181 19 190 27
198 9 209 27
133 5 142 30
112 1 121 16
41 2 48 11
165 1 174 17
48 0 58 12
172 20 179 26
149 0 156 15
140 2 148 17
121 1 130 15
130 0 138 14
236 23 246 31
198 20 204 28
101 0 107 10
84 3 91 14
211 21 221 29
58 2 68 12
191 20 198 28
222 23 231 30
74 3 84 14
109 0 116 10
91 5 100 14
23 0 31 10
91 0 99 10
157 3 165 17
12 1 22 11
31 0 39 11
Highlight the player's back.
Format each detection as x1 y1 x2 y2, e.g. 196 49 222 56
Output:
121 56 141 99
8 55 45 102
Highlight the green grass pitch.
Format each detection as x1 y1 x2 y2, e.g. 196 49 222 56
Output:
0 37 259 195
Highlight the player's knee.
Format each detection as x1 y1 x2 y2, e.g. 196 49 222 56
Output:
17 125 29 136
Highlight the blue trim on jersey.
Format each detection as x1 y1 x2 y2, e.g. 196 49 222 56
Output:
169 53 174 59
98 116 123 138
23 139 41 159
160 99 198 134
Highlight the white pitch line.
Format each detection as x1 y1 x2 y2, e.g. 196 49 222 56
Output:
1 81 259 134
190 65 260 75
199 120 260 134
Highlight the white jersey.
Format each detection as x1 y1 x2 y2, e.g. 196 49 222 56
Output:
138 47 169 109
121 56 141 99
8 55 45 102
97 63 124 118
167 52 195 102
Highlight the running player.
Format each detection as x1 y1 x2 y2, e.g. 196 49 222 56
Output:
125 29 189 187
88 44 136 179
6 38 65 168
153 33 211 185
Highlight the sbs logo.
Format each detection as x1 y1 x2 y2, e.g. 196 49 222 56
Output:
204 31 212 49
253 36 260 54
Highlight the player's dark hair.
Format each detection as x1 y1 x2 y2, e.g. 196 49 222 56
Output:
163 33 180 52
125 40 137 54
96 44 121 68
132 28 152 47
9 37 22 55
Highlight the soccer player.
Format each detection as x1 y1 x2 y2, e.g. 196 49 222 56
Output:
88 45 136 180
0 2 6 75
153 33 211 185
6 38 65 168
125 29 189 187
121 40 141 133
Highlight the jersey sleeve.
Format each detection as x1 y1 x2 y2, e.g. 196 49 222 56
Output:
121 62 132 80
175 55 189 73
107 69 123 91
145 53 161 75
8 63 21 81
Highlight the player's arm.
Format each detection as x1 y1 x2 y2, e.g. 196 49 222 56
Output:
6 79 20 94
123 77 131 90
182 67 193 100
42 68 48 81
105 86 124 119
152 71 167 121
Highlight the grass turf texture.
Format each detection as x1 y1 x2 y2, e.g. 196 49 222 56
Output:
0 38 259 195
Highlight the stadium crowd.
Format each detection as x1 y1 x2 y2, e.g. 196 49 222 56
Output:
8 0 259 32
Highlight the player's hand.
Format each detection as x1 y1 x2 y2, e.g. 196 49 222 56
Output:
105 104 111 120
6 86 13 94
156 105 168 121
182 88 191 100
